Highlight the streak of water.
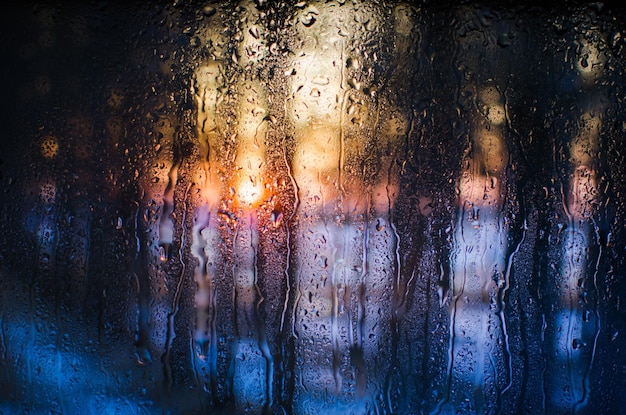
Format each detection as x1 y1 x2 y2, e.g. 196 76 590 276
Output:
159 132 181 262
249 211 275 410
162 183 191 394
280 144 299 334
133 204 152 366
573 216 602 414
500 219 527 396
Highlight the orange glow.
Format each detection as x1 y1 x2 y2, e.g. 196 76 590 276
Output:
40 136 59 158
234 175 266 209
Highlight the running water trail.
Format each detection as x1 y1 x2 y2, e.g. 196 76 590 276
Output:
133 202 152 366
278 143 300 407
498 219 528 397
163 183 191 393
247 211 274 410
575 216 602 414
385 169 402 413
500 219 527 397
280 144 299 334
354 193 370 396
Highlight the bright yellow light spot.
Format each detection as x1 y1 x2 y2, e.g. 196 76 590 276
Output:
479 86 506 126
235 176 265 208
289 52 342 129
485 104 506 126
40 136 59 158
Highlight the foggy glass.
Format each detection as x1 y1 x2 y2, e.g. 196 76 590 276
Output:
0 1 625 414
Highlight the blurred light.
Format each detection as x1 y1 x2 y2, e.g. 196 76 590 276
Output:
40 136 58 159
576 39 604 83
39 180 56 204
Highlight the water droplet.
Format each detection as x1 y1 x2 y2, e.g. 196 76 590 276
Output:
580 57 589 68
497 32 514 48
376 218 385 232
437 285 445 307
610 31 622 49
301 14 316 27
270 209 283 227
346 57 359 70
316 255 328 269
202 6 216 17
348 78 361 90
251 107 265 117
311 75 330 86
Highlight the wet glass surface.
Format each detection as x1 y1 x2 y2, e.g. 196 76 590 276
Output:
1 1 625 414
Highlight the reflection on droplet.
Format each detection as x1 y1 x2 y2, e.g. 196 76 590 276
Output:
202 6 216 17
300 14 316 27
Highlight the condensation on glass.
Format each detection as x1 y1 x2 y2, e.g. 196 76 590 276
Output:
0 1 625 414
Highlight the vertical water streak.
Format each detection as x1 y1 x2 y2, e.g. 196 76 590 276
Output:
355 192 369 395
191 12 225 398
550 81 603 411
324 212 341 391
191 206 210 353
431 205 467 415
280 143 299 334
189 331 205 413
278 142 299 411
228 5 272 402
385 172 402 413
437 80 510 414
133 203 152 366
158 125 181 262
500 219 527 396
287 3 351 411
191 204 221 402
584 217 602 402
162 183 191 394
250 210 274 411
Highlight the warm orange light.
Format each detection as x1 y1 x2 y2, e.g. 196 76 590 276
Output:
40 136 59 158
234 176 265 208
